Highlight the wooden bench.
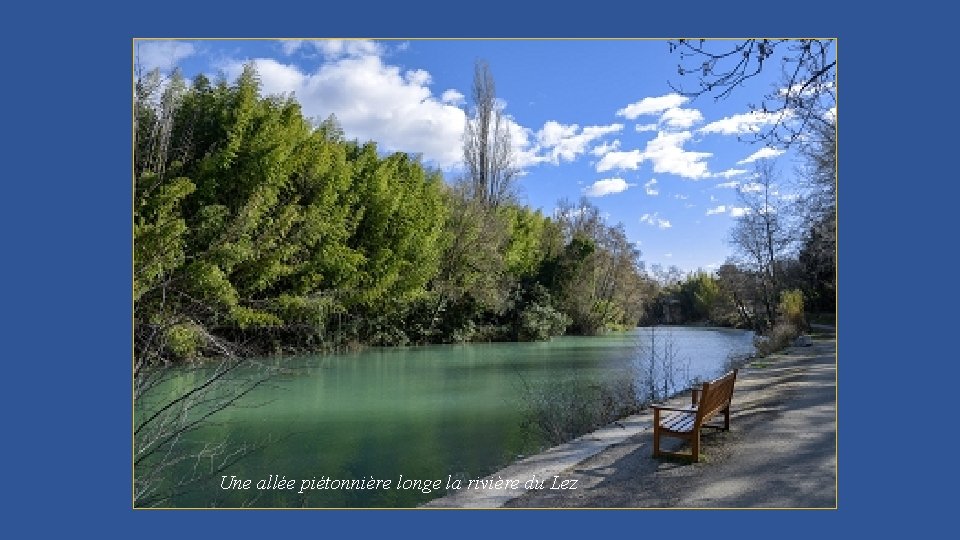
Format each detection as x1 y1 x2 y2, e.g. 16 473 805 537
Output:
652 369 738 462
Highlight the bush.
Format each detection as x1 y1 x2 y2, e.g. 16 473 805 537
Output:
520 372 641 446
519 303 570 341
164 323 202 360
779 289 806 329
754 321 802 357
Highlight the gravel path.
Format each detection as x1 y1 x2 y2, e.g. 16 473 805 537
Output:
503 331 837 508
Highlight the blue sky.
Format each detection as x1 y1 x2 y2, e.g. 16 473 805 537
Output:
135 38 815 274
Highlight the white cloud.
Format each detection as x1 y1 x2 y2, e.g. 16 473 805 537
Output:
280 40 305 55
716 180 740 189
660 107 704 129
617 94 688 120
314 39 382 59
713 168 747 179
700 110 790 135
536 122 623 164
507 120 547 169
640 212 672 229
405 69 432 87
136 41 196 72
740 182 764 193
636 131 712 179
644 178 659 196
596 149 643 172
707 205 753 218
597 131 712 179
737 146 785 164
674 193 688 200
664 253 673 258
590 139 621 157
538 121 578 147
440 89 465 106
276 39 383 59
584 177 634 197
635 123 659 132
220 53 466 168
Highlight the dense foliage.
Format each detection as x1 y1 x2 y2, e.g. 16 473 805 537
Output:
134 66 650 363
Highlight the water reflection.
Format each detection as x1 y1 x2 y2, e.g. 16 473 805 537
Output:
143 326 753 507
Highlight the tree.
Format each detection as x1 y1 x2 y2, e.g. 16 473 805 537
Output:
668 39 836 147
728 162 798 326
463 60 518 207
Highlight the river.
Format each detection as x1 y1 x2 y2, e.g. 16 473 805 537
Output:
141 326 754 507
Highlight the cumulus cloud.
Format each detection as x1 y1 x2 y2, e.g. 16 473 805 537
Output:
730 207 752 217
644 178 659 196
279 40 305 55
505 120 556 169
706 205 727 216
440 89 465 106
536 122 623 164
660 107 704 129
136 41 196 72
737 146 785 164
276 39 383 59
740 182 764 193
640 212 672 229
584 177 634 197
636 131 712 179
700 110 790 135
596 131 712 179
314 39 382 59
715 180 740 189
220 53 466 168
712 168 747 179
596 149 643 172
635 123 659 132
590 139 621 156
617 93 688 120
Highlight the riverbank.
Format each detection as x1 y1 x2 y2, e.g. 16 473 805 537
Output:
425 327 836 508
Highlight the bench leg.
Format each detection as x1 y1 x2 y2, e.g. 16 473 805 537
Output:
652 410 661 457
691 431 700 463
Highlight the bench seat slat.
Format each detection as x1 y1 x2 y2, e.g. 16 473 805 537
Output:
660 411 695 432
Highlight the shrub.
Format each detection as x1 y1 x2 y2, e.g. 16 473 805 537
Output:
779 289 806 329
754 321 802 357
164 322 202 360
519 303 571 341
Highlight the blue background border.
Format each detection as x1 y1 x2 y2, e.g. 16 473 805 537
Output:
6 0 936 536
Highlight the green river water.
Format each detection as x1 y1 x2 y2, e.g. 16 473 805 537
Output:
139 326 754 507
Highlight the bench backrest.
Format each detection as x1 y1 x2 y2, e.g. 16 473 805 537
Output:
695 369 738 425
